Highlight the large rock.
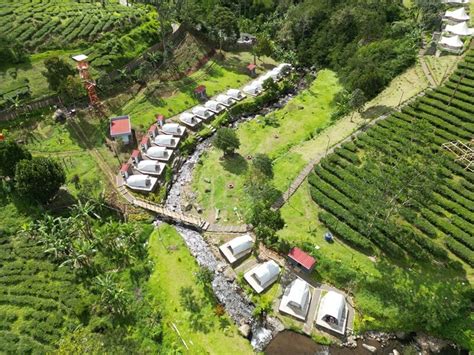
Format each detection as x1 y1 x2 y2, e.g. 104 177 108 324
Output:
362 344 377 353
238 324 251 338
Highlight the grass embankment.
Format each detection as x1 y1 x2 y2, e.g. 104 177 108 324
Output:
147 224 253 354
116 52 276 129
192 69 342 224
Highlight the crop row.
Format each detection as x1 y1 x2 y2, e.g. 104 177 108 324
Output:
0 331 48 354
446 238 474 267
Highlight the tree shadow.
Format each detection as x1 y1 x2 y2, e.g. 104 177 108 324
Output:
361 105 392 120
220 153 248 175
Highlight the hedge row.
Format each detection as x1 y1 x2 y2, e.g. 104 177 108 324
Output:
446 238 474 267
437 185 474 213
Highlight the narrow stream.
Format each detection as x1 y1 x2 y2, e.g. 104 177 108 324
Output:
159 73 310 351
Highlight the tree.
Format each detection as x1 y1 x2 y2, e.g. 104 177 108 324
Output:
348 88 367 122
213 127 240 157
95 273 130 316
0 35 26 65
253 34 274 64
42 57 76 92
15 157 66 204
0 140 31 177
252 153 273 178
208 6 239 53
59 75 86 101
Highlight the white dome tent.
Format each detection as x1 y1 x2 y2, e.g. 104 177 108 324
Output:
154 134 180 148
444 7 470 22
279 278 312 320
445 21 474 36
192 106 214 120
244 260 280 293
144 146 173 162
179 112 201 128
204 100 226 113
125 174 158 192
315 290 349 335
161 123 186 137
219 234 254 264
226 89 246 101
135 160 166 176
439 35 464 54
216 94 236 107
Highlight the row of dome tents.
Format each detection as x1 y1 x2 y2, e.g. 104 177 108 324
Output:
120 122 187 192
439 5 473 54
178 63 293 128
218 234 349 335
118 63 292 192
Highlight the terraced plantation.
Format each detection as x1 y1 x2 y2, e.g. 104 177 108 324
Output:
0 234 82 353
0 0 146 51
309 49 474 271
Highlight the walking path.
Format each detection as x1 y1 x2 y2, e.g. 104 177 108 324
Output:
419 51 437 87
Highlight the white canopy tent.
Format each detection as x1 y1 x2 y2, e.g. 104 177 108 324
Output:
227 89 246 101
444 7 470 21
136 160 166 176
219 234 254 264
154 134 179 148
204 100 226 113
161 123 186 137
179 112 201 127
145 146 172 162
445 21 474 36
125 174 158 192
279 278 312 320
244 260 280 293
192 106 214 120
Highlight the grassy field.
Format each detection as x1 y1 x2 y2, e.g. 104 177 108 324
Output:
191 70 342 224
147 224 253 354
116 52 276 129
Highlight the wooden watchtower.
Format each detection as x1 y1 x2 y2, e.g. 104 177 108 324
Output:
72 54 104 115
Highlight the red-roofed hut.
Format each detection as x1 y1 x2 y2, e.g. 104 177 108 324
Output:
288 247 316 272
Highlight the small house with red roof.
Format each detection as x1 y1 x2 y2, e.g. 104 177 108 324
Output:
194 85 207 100
148 124 159 139
247 63 257 77
156 114 165 128
120 163 133 179
140 136 151 152
110 115 132 144
130 149 142 165
288 247 316 272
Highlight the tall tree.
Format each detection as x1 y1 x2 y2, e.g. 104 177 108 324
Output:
0 140 31 178
15 157 66 204
213 127 240 157
208 6 239 53
348 88 367 122
42 57 76 92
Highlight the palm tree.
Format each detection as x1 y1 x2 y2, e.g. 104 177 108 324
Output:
95 273 129 316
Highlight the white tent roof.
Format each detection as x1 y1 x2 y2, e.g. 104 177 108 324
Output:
155 134 177 146
192 106 212 117
442 0 469 4
243 84 261 95
180 112 196 123
228 234 253 255
72 54 88 62
146 146 170 159
440 35 464 47
216 94 235 105
287 279 310 309
227 89 244 99
137 160 164 173
445 7 470 21
205 100 224 111
126 174 157 190
445 21 474 35
319 291 345 321
253 260 280 286
162 123 185 135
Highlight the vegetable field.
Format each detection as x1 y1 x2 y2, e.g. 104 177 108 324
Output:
309 49 474 270
0 0 147 52
0 233 83 353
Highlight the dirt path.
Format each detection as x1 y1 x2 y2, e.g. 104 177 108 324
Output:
419 52 437 87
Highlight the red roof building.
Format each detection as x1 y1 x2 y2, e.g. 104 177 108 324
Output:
247 63 257 71
110 115 132 144
140 135 150 146
0 133 4 142
288 247 316 272
120 163 130 173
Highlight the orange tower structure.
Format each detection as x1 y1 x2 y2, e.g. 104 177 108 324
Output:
72 54 104 114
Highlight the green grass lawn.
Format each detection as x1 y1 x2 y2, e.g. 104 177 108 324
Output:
116 52 276 129
147 224 253 354
192 69 342 224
